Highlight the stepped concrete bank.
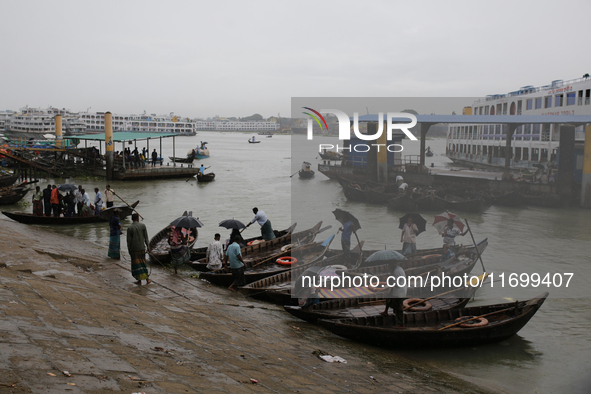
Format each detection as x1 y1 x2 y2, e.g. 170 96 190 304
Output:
0 219 494 393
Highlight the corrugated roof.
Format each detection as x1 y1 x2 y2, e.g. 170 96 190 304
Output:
63 132 179 141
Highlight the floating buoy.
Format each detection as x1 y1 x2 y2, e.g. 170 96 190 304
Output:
455 316 489 328
276 256 298 265
403 298 433 311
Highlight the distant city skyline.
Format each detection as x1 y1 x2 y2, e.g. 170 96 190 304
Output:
2 1 590 119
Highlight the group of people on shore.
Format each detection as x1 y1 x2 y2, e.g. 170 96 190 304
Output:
32 184 117 217
109 206 275 288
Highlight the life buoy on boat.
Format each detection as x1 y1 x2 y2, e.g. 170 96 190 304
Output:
455 316 489 328
276 257 298 265
247 240 263 246
403 298 432 311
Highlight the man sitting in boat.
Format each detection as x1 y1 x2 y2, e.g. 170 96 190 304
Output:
245 207 276 240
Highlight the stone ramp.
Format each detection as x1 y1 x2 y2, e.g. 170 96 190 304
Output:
0 219 495 393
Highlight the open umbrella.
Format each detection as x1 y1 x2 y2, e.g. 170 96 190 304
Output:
170 212 204 228
432 211 464 235
219 219 246 230
398 213 426 235
57 184 77 192
365 250 407 263
332 209 361 231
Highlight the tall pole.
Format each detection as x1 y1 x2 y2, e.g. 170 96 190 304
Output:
54 115 63 148
105 112 114 180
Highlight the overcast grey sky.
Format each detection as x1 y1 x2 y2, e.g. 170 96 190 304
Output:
2 0 590 118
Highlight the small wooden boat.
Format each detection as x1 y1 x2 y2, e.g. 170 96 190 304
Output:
425 148 434 157
240 239 487 305
318 293 548 348
298 161 315 178
319 151 343 161
189 225 295 262
99 200 140 221
169 156 195 164
284 287 478 324
2 211 107 224
0 173 18 188
148 214 199 265
196 172 215 182
248 138 261 144
196 222 327 286
0 186 30 205
266 135 273 138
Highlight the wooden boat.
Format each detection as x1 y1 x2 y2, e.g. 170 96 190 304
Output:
337 177 368 202
425 148 434 157
318 293 548 348
169 156 195 164
240 239 487 305
99 200 140 221
196 172 215 182
248 138 261 143
148 214 199 265
298 170 315 178
196 222 326 286
319 151 343 161
189 225 295 262
387 194 419 211
0 186 30 205
2 210 107 224
488 189 523 207
283 286 479 324
0 173 18 188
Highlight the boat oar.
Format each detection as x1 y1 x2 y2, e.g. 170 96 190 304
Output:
465 219 485 272
289 170 299 178
113 191 144 220
438 307 514 331
187 166 211 181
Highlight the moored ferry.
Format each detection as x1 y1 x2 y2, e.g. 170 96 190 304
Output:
79 111 196 136
446 76 591 170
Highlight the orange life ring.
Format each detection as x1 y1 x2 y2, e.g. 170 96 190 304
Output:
276 257 298 265
247 241 254 246
455 316 489 328
403 298 433 311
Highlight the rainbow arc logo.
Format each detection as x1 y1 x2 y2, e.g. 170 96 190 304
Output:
302 107 328 132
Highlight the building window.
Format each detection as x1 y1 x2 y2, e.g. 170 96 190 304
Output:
567 92 576 106
526 99 533 110
555 94 563 107
535 98 542 109
545 96 552 108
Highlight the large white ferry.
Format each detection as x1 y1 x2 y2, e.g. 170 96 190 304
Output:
3 107 87 135
79 112 196 136
446 76 591 169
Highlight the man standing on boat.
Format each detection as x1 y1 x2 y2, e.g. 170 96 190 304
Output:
75 185 84 216
43 184 52 217
246 207 276 240
127 213 151 285
206 233 224 271
224 236 245 292
104 185 115 208
380 263 407 326
400 216 419 256
50 185 59 217
93 188 103 216
442 219 468 246
32 186 43 216
151 149 158 167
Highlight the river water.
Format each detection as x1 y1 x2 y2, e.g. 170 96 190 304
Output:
2 131 590 393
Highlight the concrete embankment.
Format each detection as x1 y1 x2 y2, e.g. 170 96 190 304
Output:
0 219 496 393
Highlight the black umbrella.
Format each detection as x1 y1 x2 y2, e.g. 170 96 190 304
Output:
57 184 77 192
332 209 361 231
170 213 204 228
219 219 246 230
398 213 427 235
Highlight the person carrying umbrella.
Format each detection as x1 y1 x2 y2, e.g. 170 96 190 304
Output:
400 216 419 256
442 218 468 246
245 207 275 240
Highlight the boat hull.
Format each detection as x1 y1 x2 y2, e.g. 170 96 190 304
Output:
2 211 107 224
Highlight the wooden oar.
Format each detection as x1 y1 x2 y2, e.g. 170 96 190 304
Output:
465 219 485 272
289 170 299 178
113 191 144 220
438 307 514 331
